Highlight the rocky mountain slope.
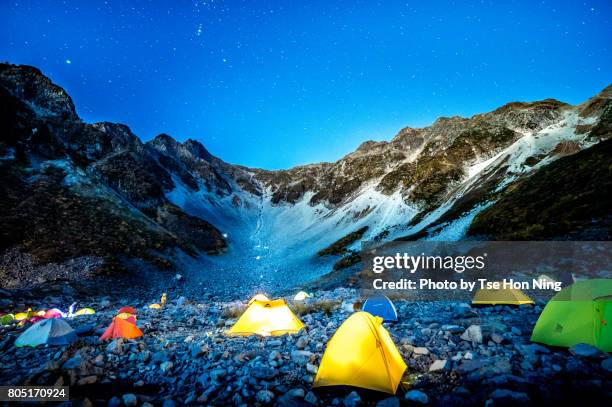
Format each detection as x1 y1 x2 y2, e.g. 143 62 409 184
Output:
1 62 610 291
0 64 226 288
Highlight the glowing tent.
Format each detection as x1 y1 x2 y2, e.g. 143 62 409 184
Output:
228 299 304 336
74 308 96 316
362 294 398 322
15 318 77 347
293 291 313 301
14 309 32 321
44 308 65 319
472 284 534 305
531 279 612 351
149 293 167 309
100 316 143 341
248 294 270 304
314 312 406 394
0 314 14 325
116 312 137 325
118 306 137 315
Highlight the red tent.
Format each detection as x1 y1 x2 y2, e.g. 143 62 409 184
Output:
99 317 143 341
118 306 137 314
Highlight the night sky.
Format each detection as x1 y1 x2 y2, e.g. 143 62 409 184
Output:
1 1 610 169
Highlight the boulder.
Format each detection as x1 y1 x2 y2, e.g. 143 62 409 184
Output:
404 390 428 404
291 350 314 365
121 394 138 407
487 389 529 404
255 390 275 405
569 343 601 358
343 391 361 407
376 397 400 407
429 359 448 372
460 325 483 343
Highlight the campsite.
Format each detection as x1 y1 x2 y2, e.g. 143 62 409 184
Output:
0 279 610 406
1 1 611 405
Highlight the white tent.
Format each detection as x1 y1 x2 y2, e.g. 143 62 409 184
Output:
15 319 77 347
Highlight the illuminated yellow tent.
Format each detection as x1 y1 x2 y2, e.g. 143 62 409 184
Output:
472 284 534 305
227 299 304 336
313 312 406 394
149 293 167 309
249 293 270 304
293 291 312 301
74 308 96 316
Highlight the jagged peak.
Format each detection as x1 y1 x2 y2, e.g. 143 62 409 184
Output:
492 98 568 114
578 83 612 118
184 138 213 161
147 133 181 152
92 121 135 134
353 140 388 155
0 62 77 119
588 83 612 99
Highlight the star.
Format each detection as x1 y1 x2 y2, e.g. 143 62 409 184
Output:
65 59 72 64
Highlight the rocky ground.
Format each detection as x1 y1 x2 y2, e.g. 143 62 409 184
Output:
0 282 611 407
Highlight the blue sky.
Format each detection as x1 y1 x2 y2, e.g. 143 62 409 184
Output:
1 0 610 169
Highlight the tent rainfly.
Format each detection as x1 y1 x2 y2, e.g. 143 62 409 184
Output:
228 299 304 336
361 294 398 322
293 291 312 301
531 278 611 352
74 308 96 316
314 312 406 394
100 316 143 341
248 293 270 304
15 318 77 347
472 284 534 306
118 306 138 315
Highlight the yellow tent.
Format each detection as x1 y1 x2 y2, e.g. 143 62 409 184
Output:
74 308 96 316
248 293 270 304
472 284 534 305
149 293 167 309
293 291 313 301
227 299 304 336
313 312 406 394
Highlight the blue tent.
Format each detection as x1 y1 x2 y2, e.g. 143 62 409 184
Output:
362 295 398 322
15 318 77 347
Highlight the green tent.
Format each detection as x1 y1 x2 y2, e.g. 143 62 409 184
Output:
0 314 15 325
531 279 612 352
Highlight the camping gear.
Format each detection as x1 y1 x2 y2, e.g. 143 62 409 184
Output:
118 306 138 314
0 314 14 325
228 298 304 336
531 279 612 351
248 293 270 304
44 308 65 319
14 309 32 321
293 291 312 301
100 316 143 340
314 312 406 394
29 316 44 323
116 313 137 324
15 319 77 347
149 293 167 309
472 284 534 305
74 308 96 316
362 294 398 322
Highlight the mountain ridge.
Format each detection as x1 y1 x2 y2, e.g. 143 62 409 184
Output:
1 62 610 291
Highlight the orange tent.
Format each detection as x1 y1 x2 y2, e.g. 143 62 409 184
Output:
116 312 137 324
118 306 137 314
99 317 143 341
